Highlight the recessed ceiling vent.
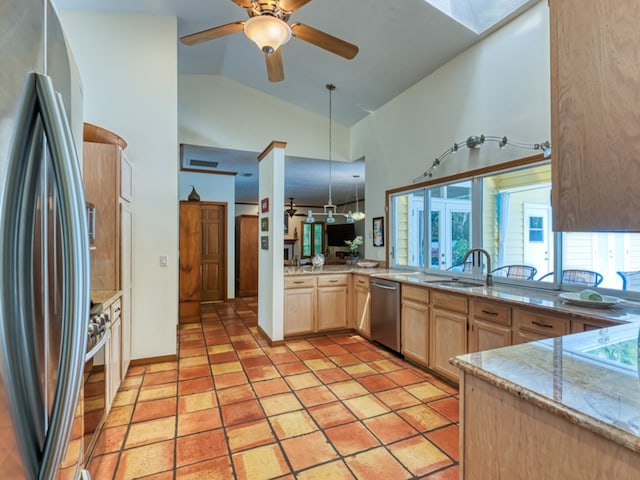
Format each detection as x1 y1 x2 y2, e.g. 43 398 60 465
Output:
189 159 219 168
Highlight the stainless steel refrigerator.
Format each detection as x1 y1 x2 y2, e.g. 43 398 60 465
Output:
0 0 90 479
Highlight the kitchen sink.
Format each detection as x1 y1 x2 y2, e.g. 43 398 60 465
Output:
426 279 484 288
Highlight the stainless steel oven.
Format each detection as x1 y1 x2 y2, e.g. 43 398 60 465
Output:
83 302 110 464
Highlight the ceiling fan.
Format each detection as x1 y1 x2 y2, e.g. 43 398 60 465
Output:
179 0 359 82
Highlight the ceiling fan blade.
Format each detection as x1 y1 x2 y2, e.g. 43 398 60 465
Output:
290 23 359 59
265 49 285 82
180 21 245 46
231 0 253 7
279 0 312 12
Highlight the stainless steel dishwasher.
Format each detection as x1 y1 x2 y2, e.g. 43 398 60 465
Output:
370 278 401 352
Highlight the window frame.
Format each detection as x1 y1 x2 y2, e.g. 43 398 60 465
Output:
386 154 640 298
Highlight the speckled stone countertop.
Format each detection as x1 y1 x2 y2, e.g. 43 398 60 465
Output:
452 323 640 453
372 271 640 325
91 290 121 307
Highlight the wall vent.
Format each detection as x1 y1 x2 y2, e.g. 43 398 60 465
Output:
189 159 219 168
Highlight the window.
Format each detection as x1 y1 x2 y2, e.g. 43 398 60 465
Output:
302 222 324 257
389 159 640 294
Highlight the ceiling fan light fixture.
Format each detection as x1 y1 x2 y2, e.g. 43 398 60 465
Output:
244 15 291 54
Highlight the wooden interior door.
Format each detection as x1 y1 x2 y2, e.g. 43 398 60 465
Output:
201 203 226 302
179 202 202 323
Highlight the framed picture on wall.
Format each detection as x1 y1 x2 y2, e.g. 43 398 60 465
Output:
373 217 384 247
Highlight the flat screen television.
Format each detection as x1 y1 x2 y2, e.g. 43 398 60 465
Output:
326 223 356 247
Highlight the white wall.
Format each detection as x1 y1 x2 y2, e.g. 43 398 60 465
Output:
179 75 351 162
59 11 179 360
352 1 550 261
179 172 235 298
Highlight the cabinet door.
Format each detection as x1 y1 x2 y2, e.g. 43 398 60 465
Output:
317 285 348 331
354 283 370 337
120 203 132 378
429 308 467 382
107 318 121 408
401 299 429 365
284 287 315 335
119 149 133 202
469 319 511 353
551 0 640 230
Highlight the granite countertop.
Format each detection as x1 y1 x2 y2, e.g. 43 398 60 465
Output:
452 323 640 453
371 271 640 325
92 289 121 307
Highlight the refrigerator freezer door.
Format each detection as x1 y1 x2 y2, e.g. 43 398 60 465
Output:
0 2 89 478
0 2 46 477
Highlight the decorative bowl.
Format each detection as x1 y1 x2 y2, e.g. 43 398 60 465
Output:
356 261 378 268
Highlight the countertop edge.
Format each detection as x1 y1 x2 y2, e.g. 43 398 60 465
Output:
451 355 640 454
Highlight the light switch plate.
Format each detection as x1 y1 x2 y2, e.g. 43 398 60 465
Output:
159 255 168 267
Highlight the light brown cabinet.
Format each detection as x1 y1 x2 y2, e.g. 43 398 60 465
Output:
83 125 133 380
105 296 122 410
469 299 512 353
429 290 468 382
513 307 569 344
352 274 370 337
317 275 349 331
550 0 640 231
401 285 429 365
283 274 350 336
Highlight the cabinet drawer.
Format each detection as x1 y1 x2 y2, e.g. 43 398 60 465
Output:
517 309 569 337
431 290 468 314
110 298 122 322
402 285 429 305
285 276 316 289
317 274 348 287
354 275 370 289
472 300 511 326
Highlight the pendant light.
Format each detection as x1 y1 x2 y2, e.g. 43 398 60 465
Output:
345 175 365 223
306 83 338 223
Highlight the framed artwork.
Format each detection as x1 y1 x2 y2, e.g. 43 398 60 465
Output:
261 217 269 232
261 236 269 250
373 217 384 247
261 197 269 213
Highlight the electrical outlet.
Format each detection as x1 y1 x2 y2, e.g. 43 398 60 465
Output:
159 255 168 267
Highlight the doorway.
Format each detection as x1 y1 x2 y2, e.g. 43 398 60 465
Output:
179 201 227 323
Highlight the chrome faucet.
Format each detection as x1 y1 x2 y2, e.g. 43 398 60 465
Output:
461 248 493 286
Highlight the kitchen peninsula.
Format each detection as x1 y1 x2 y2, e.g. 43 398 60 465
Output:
452 323 640 478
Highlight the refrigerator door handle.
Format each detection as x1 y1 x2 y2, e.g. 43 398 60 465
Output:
35 74 90 480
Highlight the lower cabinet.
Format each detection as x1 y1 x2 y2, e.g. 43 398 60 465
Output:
429 291 468 382
401 285 429 365
469 299 512 353
317 275 349 331
284 274 349 336
105 297 122 410
353 274 371 337
284 276 316 336
513 308 569 344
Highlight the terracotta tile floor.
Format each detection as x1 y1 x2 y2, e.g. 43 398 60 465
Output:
88 298 459 479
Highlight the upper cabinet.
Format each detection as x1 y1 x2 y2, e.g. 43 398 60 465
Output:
550 0 640 231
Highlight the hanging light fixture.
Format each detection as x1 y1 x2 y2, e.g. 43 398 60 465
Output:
307 83 338 224
347 175 365 223
286 197 297 218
